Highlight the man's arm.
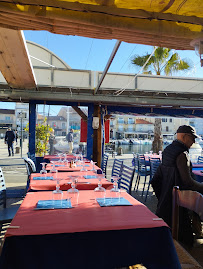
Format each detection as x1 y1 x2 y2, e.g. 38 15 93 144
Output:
176 152 203 192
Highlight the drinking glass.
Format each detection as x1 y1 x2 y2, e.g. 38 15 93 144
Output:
40 163 47 174
67 176 79 206
52 191 63 208
94 174 106 201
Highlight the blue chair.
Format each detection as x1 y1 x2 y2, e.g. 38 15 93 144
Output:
137 155 150 196
145 158 161 202
111 159 123 181
132 154 139 190
101 153 109 177
197 156 203 163
119 164 135 195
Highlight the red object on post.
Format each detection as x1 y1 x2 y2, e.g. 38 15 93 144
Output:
80 119 110 143
104 120 110 143
80 119 87 142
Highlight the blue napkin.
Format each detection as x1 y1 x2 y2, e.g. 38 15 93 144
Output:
33 176 53 180
96 197 132 207
83 175 97 179
85 165 89 167
36 199 72 209
55 165 65 167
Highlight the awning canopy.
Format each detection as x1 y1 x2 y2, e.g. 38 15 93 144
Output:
0 0 202 50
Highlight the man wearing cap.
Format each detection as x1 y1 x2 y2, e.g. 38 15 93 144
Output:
151 125 203 245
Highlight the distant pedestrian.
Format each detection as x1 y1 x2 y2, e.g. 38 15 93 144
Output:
49 130 56 155
66 129 73 154
5 128 15 156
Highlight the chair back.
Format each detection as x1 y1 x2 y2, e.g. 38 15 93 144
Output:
111 159 123 181
138 154 148 173
27 152 37 165
0 167 6 208
24 157 36 173
23 158 36 177
132 154 139 173
101 154 109 176
172 186 203 240
150 158 161 179
119 164 135 194
197 156 203 163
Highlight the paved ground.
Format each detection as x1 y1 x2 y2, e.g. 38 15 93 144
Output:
0 141 202 266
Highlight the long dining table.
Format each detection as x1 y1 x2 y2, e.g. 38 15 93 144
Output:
29 171 113 191
0 190 181 269
45 161 99 172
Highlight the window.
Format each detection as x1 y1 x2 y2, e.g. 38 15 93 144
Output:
118 125 124 131
62 123 66 129
162 118 167 122
170 118 172 122
128 118 134 124
5 116 11 121
118 118 124 124
166 126 169 132
128 125 134 131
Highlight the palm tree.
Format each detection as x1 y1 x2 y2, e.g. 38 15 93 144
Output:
131 47 192 153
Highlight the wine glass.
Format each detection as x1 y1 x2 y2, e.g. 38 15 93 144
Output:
110 176 121 201
52 171 63 207
57 153 63 163
67 176 79 207
90 160 97 173
40 163 47 174
94 174 106 201
50 161 57 173
80 155 87 171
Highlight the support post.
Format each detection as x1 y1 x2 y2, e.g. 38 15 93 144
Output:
29 102 36 156
86 104 94 161
92 105 102 167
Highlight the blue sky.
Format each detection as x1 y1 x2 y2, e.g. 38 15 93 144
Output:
0 30 202 114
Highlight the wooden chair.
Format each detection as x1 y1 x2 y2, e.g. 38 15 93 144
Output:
101 153 109 177
172 186 203 240
111 159 123 181
119 164 135 195
0 167 20 228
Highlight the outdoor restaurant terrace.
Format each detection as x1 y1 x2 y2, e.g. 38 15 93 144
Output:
0 0 202 268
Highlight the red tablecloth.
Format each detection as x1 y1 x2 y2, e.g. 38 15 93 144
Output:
6 190 167 238
144 154 161 161
45 161 100 172
44 154 75 160
29 171 113 191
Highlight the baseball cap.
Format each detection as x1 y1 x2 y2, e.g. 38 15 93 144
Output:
176 125 200 138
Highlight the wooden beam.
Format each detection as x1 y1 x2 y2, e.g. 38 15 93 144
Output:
95 40 121 94
72 106 87 121
0 28 36 89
